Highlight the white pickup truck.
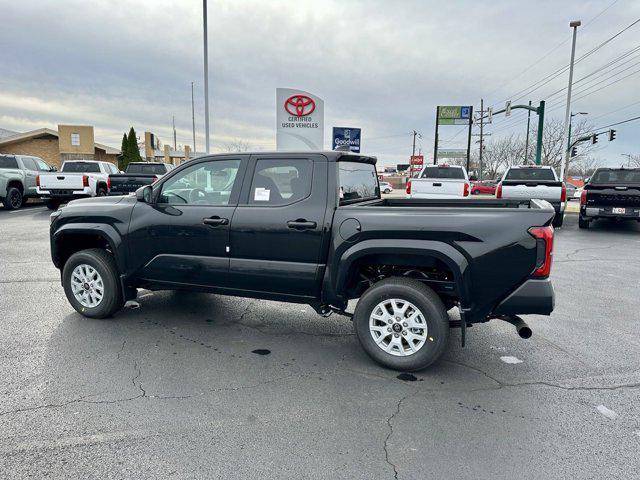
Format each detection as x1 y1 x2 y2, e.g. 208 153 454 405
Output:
406 165 470 199
37 160 119 210
496 165 566 227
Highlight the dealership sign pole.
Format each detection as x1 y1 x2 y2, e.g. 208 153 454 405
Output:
276 88 325 151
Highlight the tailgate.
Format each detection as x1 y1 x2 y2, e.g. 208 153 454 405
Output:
411 178 467 197
109 175 155 193
39 173 85 190
586 186 640 208
501 182 562 202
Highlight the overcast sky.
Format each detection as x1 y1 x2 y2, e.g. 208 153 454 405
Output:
1 0 638 166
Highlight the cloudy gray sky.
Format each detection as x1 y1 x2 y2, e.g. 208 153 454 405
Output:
1 0 638 166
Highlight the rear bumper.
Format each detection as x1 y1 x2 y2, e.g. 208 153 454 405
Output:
37 186 92 198
492 278 555 316
581 205 640 220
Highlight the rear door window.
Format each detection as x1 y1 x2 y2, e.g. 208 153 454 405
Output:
338 161 379 204
21 158 38 171
249 159 312 206
505 168 556 181
420 167 465 179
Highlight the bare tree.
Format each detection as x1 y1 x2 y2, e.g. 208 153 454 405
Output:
480 134 524 179
530 117 595 171
628 154 640 168
223 139 251 152
567 156 602 177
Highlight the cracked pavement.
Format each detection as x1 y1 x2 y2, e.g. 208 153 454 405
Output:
0 206 638 479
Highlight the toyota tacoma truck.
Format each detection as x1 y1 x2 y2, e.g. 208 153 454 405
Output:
108 162 174 196
406 165 471 199
496 165 566 227
0 154 55 210
579 167 640 229
37 160 119 210
49 152 556 371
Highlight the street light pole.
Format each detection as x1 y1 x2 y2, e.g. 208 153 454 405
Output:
560 20 581 181
203 0 210 154
191 81 196 153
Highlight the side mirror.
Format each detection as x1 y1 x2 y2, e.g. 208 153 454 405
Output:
49 166 58 172
584 177 590 183
136 185 153 203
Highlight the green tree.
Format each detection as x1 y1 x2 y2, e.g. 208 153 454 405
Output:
126 127 142 164
118 133 128 171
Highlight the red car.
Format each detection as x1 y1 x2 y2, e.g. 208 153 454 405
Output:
471 180 497 195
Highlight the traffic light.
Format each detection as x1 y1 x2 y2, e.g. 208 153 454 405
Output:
609 129 616 141
571 146 578 157
591 134 598 145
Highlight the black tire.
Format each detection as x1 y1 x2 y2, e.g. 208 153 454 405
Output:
384 189 391 194
3 187 23 210
552 213 564 228
96 186 107 197
353 277 450 371
578 215 590 229
45 199 61 210
62 248 124 319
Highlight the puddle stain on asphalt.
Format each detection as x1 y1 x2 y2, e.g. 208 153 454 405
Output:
252 349 271 356
500 356 523 364
397 373 418 382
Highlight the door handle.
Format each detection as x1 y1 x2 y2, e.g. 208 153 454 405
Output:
287 219 317 230
203 216 229 226
433 183 442 187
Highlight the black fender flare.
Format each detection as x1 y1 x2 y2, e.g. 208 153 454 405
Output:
329 239 471 306
51 223 125 272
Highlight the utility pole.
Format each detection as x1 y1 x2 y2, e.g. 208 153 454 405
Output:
524 100 532 163
172 116 177 151
560 20 582 181
433 106 440 165
465 106 473 173
479 98 484 180
410 130 417 178
191 82 196 153
203 0 211 153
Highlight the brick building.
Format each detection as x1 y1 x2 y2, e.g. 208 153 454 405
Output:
0 125 119 169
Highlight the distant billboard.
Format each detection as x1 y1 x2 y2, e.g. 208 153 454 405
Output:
276 88 324 151
396 163 410 172
438 106 472 125
437 149 467 159
332 127 361 153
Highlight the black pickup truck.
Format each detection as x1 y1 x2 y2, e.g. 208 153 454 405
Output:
108 162 174 196
49 152 556 370
579 167 640 229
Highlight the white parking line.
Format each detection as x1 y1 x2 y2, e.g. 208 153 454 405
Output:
8 207 47 214
500 356 523 364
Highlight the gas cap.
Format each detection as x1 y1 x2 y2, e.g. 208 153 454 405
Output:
339 218 362 241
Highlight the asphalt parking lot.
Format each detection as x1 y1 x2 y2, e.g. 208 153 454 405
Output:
1 204 638 479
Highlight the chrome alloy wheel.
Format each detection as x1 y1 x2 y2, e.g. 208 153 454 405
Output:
369 298 428 356
71 264 105 308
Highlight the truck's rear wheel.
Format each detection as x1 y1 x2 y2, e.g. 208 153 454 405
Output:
45 199 61 210
3 187 23 210
62 248 124 319
353 278 449 371
578 215 590 229
552 213 564 228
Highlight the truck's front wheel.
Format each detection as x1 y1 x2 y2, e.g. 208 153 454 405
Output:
353 278 449 371
62 248 124 319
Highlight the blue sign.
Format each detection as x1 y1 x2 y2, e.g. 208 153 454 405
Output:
460 106 471 119
332 127 361 153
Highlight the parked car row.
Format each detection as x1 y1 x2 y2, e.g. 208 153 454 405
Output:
404 163 640 230
0 154 175 210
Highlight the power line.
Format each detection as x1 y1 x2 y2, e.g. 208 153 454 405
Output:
593 114 640 132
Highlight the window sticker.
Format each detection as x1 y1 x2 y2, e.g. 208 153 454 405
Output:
254 187 270 201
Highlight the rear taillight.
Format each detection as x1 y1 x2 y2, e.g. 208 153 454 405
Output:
463 183 469 197
560 183 567 202
406 180 411 195
36 175 40 187
107 177 111 189
82 175 89 187
528 226 554 278
580 189 587 206
496 183 503 198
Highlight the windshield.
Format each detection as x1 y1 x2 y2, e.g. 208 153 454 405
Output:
0 155 18 169
591 169 640 184
62 162 100 173
420 167 465 179
126 163 167 174
338 161 379 204
505 168 556 181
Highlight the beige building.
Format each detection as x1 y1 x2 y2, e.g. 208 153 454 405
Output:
144 130 205 165
0 125 119 169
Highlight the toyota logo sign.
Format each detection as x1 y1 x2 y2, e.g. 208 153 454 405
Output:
284 95 316 117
